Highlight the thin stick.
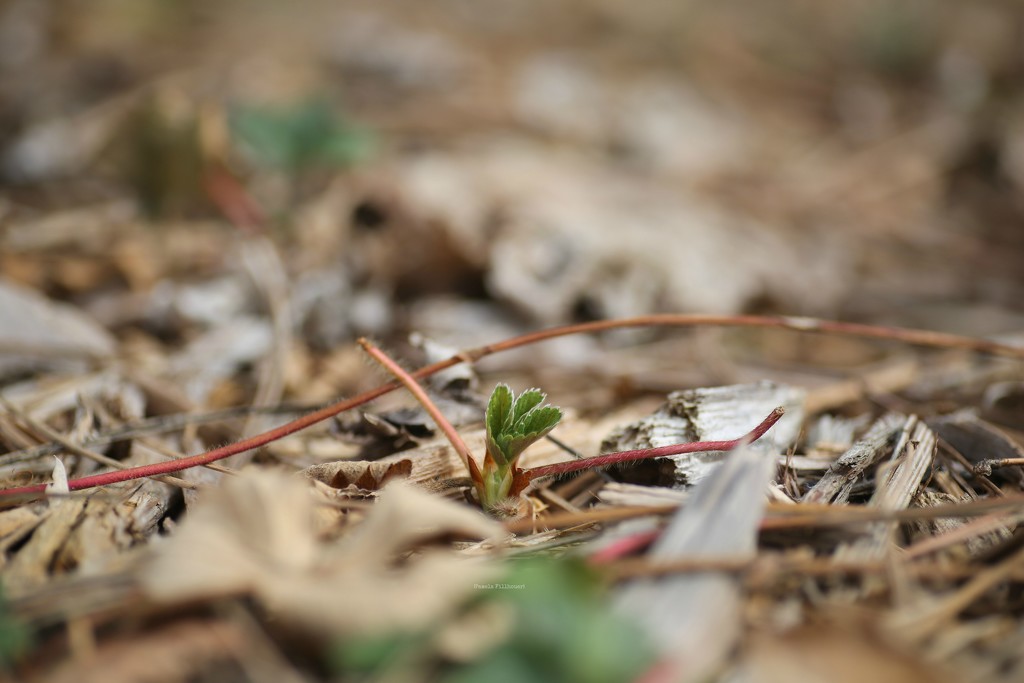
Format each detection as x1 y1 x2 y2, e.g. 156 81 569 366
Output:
974 457 1024 475
604 553 1022 583
2 314 1022 500
0 379 411 498
894 544 1024 643
524 407 785 480
504 495 1024 535
458 315 1024 362
357 339 477 474
904 508 1024 559
0 403 319 467
763 494 1024 527
504 505 678 534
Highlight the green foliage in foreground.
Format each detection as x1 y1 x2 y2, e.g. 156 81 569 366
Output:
0 583 30 670
331 558 654 683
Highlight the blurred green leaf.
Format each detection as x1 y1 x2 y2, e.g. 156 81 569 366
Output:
856 4 935 80
329 630 428 678
441 559 654 683
230 99 373 171
327 558 653 683
0 583 30 670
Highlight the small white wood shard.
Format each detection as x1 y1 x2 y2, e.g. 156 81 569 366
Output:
45 455 70 496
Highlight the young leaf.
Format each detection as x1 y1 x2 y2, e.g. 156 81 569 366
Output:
230 98 372 171
520 406 562 440
490 432 513 467
487 384 514 440
511 389 545 428
486 434 507 468
480 384 563 511
0 582 30 669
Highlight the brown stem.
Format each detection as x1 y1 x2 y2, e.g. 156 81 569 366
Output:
458 315 1024 362
1 314 1020 500
358 339 479 480
524 406 785 480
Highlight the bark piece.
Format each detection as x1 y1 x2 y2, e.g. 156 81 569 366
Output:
5 497 88 595
834 417 937 563
601 381 805 488
803 412 906 504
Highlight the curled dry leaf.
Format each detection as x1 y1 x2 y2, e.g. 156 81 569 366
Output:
142 470 504 635
301 458 413 492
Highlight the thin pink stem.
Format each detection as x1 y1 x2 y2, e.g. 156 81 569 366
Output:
460 315 1024 362
0 377 417 498
358 339 477 475
2 312 1018 500
524 407 785 480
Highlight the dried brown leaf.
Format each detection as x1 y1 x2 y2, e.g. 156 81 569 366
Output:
0 279 116 373
736 624 955 683
301 458 412 491
43 618 246 683
142 470 504 634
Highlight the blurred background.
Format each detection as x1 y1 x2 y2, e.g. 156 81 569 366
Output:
6 5 1024 681
1 0 1023 400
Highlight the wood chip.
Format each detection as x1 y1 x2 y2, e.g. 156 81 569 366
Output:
601 381 805 488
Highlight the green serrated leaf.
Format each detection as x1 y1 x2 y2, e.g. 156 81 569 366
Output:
480 384 562 510
521 406 562 439
487 384 514 440
500 408 561 461
501 435 534 462
494 432 516 466
486 434 507 468
511 389 545 428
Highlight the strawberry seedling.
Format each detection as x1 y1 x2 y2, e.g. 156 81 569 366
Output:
360 337 785 518
476 384 562 515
